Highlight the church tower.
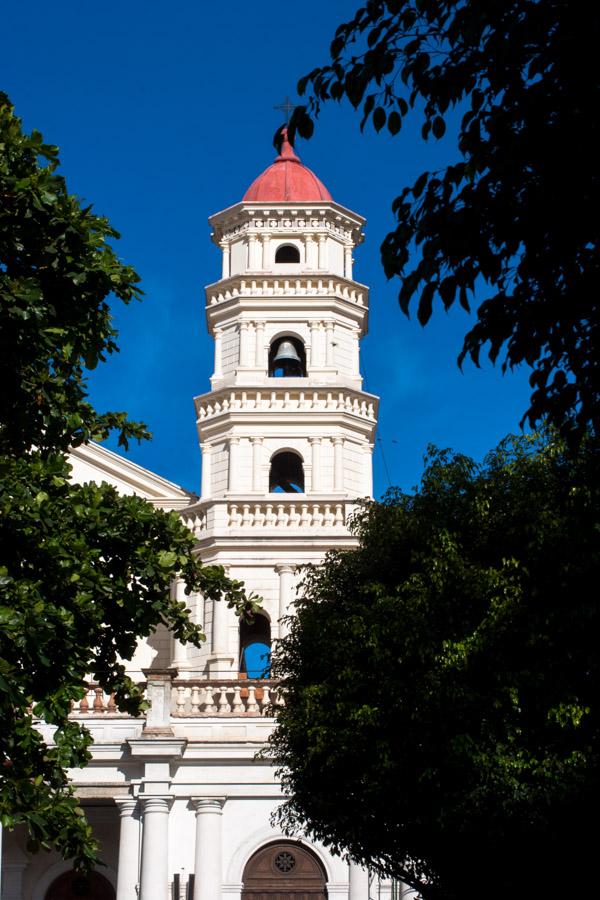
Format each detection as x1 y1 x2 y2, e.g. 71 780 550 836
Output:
181 129 379 679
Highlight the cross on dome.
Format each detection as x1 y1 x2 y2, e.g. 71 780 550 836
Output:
243 127 333 203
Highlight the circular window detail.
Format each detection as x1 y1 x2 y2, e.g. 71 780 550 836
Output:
274 850 297 873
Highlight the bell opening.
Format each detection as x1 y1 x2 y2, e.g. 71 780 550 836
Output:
269 451 305 493
269 336 306 378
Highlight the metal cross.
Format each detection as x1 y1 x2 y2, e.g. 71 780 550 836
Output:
274 95 295 124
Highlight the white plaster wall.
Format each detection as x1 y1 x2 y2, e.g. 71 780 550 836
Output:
230 238 247 276
211 442 229 495
344 441 368 498
220 325 239 376
325 236 345 277
333 323 358 376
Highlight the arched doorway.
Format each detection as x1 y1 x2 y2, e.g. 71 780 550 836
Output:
242 841 327 899
45 870 115 900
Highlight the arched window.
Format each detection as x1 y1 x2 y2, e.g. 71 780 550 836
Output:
274 243 300 264
269 450 304 493
268 335 306 377
239 612 271 678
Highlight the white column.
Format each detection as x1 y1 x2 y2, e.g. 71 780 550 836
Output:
115 798 140 900
171 579 188 667
344 245 353 279
333 436 344 491
248 234 257 269
349 862 370 899
363 444 374 498
318 234 327 269
310 437 322 492
228 437 240 491
213 328 223 378
306 232 317 268
325 320 334 367
140 797 171 900
276 565 294 636
261 233 271 269
255 321 265 370
192 798 225 900
239 322 250 367
309 320 321 368
220 242 230 279
352 326 361 376
252 437 263 491
200 443 212 499
212 597 228 655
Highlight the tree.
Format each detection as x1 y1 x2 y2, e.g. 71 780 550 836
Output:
0 94 256 866
269 432 600 899
288 0 600 444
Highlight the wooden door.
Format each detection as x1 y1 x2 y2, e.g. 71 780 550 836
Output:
45 871 115 900
242 842 327 899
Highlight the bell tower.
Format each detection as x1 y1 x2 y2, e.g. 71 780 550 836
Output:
182 130 379 678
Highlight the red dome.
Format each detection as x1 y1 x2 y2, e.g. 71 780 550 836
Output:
243 129 333 203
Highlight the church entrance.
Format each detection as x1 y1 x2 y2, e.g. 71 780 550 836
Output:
242 841 327 899
45 870 115 900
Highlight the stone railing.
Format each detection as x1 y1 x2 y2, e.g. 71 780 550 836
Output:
180 508 207 537
196 388 376 423
172 679 281 717
227 499 349 529
70 684 120 716
206 276 367 307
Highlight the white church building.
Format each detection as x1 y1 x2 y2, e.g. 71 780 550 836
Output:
2 131 399 900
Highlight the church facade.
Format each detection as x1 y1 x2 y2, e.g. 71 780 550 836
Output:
2 132 398 900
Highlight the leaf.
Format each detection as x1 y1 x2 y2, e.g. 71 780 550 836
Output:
432 115 446 138
388 111 402 135
417 282 436 325
373 107 386 132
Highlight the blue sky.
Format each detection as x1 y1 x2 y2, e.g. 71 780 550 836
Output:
4 1 531 498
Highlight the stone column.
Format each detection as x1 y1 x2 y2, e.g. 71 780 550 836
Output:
212 596 228 655
252 437 263 491
143 670 175 735
228 437 240 491
318 234 327 269
200 443 212 499
192 798 225 900
213 328 223 378
220 242 230 279
261 232 271 269
348 862 370 899
255 321 265 370
344 245 353 279
171 579 188 668
276 565 294 637
140 797 171 900
310 437 322 492
115 798 140 900
309 320 321 368
305 232 317 268
363 443 374 498
333 436 344 491
239 322 250 367
325 320 335 367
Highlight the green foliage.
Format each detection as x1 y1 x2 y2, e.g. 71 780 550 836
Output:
0 95 258 866
269 432 600 899
289 1 600 444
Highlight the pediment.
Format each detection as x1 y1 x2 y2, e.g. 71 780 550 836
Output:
68 442 196 511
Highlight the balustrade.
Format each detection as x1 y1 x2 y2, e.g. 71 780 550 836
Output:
206 276 365 306
197 389 376 421
227 500 347 529
172 679 282 717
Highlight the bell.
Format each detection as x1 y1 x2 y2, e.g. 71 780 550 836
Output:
273 340 301 365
